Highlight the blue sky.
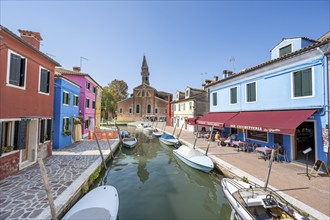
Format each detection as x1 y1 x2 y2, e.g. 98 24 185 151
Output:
1 1 329 94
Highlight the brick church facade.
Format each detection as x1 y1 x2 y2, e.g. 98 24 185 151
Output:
117 56 172 122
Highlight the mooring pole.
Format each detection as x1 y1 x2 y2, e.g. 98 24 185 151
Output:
205 125 214 156
264 149 275 189
94 132 107 170
177 123 185 139
172 123 177 136
38 158 57 220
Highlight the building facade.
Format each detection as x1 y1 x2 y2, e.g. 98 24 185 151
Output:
0 26 60 180
202 35 330 165
53 75 80 148
55 67 101 138
172 87 208 132
117 56 171 122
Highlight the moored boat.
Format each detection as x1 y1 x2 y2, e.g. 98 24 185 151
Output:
122 137 138 148
221 178 308 220
63 185 119 220
159 133 180 147
120 129 130 138
152 129 164 137
173 145 214 173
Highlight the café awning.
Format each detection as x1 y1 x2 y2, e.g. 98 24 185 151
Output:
187 117 200 125
197 112 239 128
225 109 316 135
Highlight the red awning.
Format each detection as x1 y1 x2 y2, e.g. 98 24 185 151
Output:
225 109 316 135
197 112 239 128
187 117 200 125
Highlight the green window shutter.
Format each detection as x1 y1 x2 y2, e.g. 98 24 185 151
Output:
302 68 312 96
231 87 237 104
251 83 256 101
47 119 52 140
19 58 26 87
40 120 45 143
294 71 302 97
212 92 217 106
9 54 20 86
17 120 28 150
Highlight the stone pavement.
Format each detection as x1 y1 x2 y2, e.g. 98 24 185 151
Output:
0 139 119 220
148 122 330 220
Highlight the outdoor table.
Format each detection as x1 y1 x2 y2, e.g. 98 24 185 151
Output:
255 147 272 159
232 140 249 152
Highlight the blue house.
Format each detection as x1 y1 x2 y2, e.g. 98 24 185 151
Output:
53 75 80 149
201 34 330 165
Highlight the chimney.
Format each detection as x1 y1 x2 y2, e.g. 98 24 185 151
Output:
73 66 81 72
214 75 219 81
18 29 42 50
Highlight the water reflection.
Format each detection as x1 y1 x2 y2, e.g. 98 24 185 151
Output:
94 126 231 220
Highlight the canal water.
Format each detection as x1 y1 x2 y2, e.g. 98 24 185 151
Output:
94 126 232 220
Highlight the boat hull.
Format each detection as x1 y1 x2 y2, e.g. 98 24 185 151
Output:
63 185 119 220
122 138 137 148
159 137 179 146
173 145 214 173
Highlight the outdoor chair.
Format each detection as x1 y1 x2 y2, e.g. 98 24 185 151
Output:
277 149 289 162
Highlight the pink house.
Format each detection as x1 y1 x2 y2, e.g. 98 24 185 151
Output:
55 67 100 138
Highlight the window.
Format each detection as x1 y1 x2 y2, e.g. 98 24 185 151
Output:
247 130 268 142
189 102 193 110
212 92 217 106
155 108 158 114
185 89 190 97
92 101 96 109
40 119 52 143
293 68 313 98
8 52 26 88
230 87 237 104
274 133 283 145
63 117 70 132
93 86 96 93
173 104 176 111
86 81 90 90
147 104 151 113
136 104 140 113
86 99 90 108
73 95 79 106
129 108 132 114
85 119 90 129
183 103 185 111
120 108 123 113
279 44 292 57
39 68 50 93
246 82 256 102
63 92 70 105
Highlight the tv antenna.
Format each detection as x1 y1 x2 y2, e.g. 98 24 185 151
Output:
229 56 236 72
80 56 89 70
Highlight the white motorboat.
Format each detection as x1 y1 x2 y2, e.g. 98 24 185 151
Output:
221 178 308 220
159 133 179 147
143 126 154 132
173 145 214 173
152 129 164 137
63 185 119 220
122 137 138 148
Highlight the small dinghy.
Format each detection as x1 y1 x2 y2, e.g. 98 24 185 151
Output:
159 133 179 147
122 137 138 148
63 185 119 220
120 129 130 138
173 145 214 173
221 178 308 220
152 129 164 137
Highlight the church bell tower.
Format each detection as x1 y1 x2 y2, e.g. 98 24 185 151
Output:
141 55 150 85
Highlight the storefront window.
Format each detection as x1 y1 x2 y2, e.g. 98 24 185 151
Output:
247 130 268 142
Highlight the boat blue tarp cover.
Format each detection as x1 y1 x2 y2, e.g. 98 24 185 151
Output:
161 134 175 139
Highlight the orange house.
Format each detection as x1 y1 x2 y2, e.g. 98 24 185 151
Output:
0 26 60 180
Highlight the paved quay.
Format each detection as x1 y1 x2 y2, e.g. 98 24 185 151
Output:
0 139 119 220
147 122 330 220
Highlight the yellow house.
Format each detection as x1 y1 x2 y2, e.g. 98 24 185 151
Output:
95 85 103 129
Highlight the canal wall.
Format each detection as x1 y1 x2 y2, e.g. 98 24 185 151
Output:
36 140 120 220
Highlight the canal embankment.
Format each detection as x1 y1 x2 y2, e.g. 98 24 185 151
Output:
0 139 120 220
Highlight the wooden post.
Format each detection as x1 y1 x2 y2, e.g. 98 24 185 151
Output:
205 125 214 156
177 123 185 139
172 123 177 136
94 132 107 170
264 149 275 189
193 125 198 149
38 158 57 220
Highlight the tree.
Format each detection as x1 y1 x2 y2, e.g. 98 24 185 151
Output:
102 80 128 119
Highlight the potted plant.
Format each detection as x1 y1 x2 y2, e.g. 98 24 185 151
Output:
64 130 72 136
2 146 13 153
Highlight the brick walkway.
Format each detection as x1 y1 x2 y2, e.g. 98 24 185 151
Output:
0 139 118 219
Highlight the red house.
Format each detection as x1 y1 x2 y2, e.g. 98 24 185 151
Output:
0 26 60 180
